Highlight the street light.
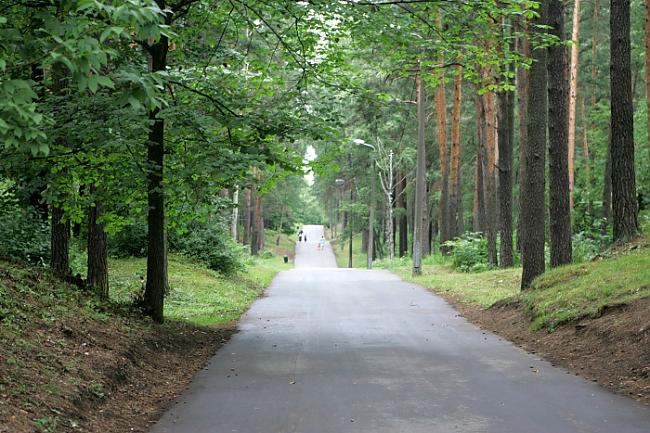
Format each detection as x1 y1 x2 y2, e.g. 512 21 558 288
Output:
353 139 376 270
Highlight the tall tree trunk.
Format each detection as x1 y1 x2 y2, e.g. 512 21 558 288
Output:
580 96 593 215
516 21 531 252
256 197 264 253
568 0 581 209
243 188 251 245
521 1 548 289
231 187 239 241
367 164 375 269
497 87 514 268
87 185 108 298
479 85 498 267
436 70 450 251
251 185 261 256
413 70 427 275
51 206 70 277
602 130 613 235
473 151 487 233
448 68 463 240
548 0 573 267
144 34 169 323
397 171 408 257
646 0 650 162
610 0 639 241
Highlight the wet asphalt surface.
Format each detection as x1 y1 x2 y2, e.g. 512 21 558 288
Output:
150 225 650 433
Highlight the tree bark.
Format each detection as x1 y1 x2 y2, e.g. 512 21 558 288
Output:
497 87 514 268
516 20 531 253
436 70 450 250
243 188 252 245
144 32 169 323
231 187 239 241
610 0 639 242
568 0 581 209
413 70 427 275
51 206 70 277
602 130 613 235
521 1 548 289
87 185 108 298
580 96 593 215
646 0 650 162
548 0 573 267
448 68 463 240
397 171 408 257
479 85 498 267
251 184 261 255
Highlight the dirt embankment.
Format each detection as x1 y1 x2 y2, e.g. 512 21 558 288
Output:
0 264 234 433
453 296 650 407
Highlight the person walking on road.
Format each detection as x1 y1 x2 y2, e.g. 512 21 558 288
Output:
318 236 326 250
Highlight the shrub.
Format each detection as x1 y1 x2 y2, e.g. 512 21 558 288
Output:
572 231 601 263
443 233 489 272
170 223 247 275
0 206 49 264
108 221 148 258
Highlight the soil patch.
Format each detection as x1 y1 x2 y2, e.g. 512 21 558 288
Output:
0 262 236 433
446 294 650 406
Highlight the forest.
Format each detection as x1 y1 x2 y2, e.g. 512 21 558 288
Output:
1 0 649 431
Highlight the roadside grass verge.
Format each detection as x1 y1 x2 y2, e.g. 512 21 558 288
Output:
372 236 650 332
331 233 368 268
109 253 291 326
524 239 650 330
264 229 296 259
394 265 521 308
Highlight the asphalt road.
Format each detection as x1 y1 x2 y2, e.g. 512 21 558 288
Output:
151 225 650 433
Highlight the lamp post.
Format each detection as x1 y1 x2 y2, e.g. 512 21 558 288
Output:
353 139 376 270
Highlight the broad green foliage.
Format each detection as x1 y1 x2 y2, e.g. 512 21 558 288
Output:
0 206 49 264
0 0 167 154
443 233 491 273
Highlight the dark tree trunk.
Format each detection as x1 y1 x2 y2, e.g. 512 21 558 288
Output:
243 189 252 245
473 152 487 233
51 206 70 277
256 198 264 253
610 0 639 241
516 24 531 253
521 2 548 289
448 69 463 240
473 95 487 234
602 130 613 236
479 89 498 267
144 34 169 323
497 89 514 268
251 188 262 256
547 0 573 266
397 173 408 257
87 185 108 298
422 184 431 257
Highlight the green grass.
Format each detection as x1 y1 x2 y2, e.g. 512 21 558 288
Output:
524 241 650 330
109 253 291 326
264 229 296 258
332 233 370 268
395 264 521 308
389 237 650 332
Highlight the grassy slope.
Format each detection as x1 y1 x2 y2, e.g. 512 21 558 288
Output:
525 238 650 329
0 233 293 432
332 226 649 332
109 254 290 326
387 237 650 331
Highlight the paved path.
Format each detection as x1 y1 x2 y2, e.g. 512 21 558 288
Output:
151 225 650 433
